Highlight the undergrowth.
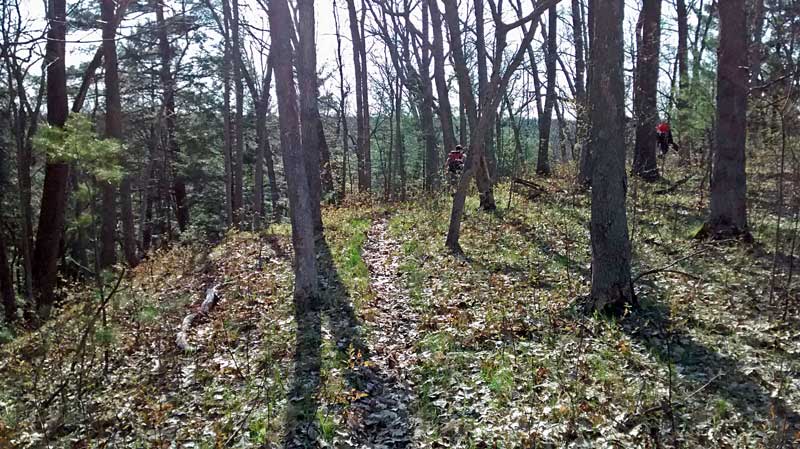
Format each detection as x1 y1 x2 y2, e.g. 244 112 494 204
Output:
1 160 798 448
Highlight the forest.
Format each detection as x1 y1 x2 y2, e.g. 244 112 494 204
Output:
0 0 798 447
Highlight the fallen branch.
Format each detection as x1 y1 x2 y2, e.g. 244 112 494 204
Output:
512 177 546 199
176 285 220 351
633 248 708 284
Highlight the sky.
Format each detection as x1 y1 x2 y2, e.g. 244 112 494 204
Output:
18 0 691 121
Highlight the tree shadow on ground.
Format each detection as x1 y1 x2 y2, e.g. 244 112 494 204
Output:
283 235 414 448
616 292 800 447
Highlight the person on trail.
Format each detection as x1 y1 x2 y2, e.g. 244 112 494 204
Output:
656 122 679 156
445 145 466 186
446 145 466 174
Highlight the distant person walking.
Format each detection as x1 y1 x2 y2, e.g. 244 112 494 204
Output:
656 122 679 156
445 145 466 186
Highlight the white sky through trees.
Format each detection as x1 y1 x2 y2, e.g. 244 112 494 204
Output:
21 0 694 123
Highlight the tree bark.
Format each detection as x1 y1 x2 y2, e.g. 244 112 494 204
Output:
704 0 749 238
334 0 349 198
589 0 634 314
632 0 661 181
0 230 15 323
102 0 137 267
578 0 595 186
419 3 439 191
676 0 688 87
442 0 558 251
269 0 320 443
571 0 588 179
748 0 765 87
297 0 324 235
98 0 123 269
231 0 244 222
395 75 406 200
475 0 497 181
33 0 70 320
317 109 335 195
221 0 234 224
430 1 457 155
537 5 557 175
8 71 34 301
346 0 371 192
155 0 189 232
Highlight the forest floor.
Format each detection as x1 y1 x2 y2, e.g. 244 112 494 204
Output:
1 163 800 448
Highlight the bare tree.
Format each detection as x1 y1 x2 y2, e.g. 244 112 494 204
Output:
346 0 371 191
429 0 457 154
702 0 749 238
588 0 634 313
537 5 557 175
441 0 559 252
632 0 661 181
269 0 319 443
298 0 324 235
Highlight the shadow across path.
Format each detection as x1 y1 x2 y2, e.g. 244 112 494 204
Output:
283 231 414 448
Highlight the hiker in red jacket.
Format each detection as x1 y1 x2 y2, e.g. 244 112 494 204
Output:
656 122 679 156
445 145 466 187
446 145 465 171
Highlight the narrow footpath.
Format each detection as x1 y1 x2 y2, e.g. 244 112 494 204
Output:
347 215 420 448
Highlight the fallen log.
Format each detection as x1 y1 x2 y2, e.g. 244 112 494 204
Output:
512 177 546 199
176 285 220 351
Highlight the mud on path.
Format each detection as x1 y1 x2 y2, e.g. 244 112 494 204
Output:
346 215 420 448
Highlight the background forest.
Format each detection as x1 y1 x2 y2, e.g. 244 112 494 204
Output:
1 0 799 447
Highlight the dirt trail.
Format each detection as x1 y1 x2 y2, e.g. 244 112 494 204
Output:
347 215 420 447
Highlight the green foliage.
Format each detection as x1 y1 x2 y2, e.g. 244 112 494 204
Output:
0 325 13 345
33 114 124 183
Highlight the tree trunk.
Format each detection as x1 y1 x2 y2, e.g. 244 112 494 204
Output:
748 0 765 87
430 1 457 154
632 0 661 181
334 0 349 198
246 59 279 224
589 0 634 314
32 0 70 320
155 0 189 232
297 0 324 235
231 0 244 222
346 0 371 192
441 0 496 213
317 109 335 195
475 0 497 180
395 76 406 200
704 0 749 238
537 5 557 175
676 0 689 86
221 0 234 224
675 0 691 161
572 0 588 173
420 3 439 191
578 0 595 185
269 0 319 443
98 0 125 269
0 230 15 323
102 0 137 267
9 74 33 301
120 178 138 266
